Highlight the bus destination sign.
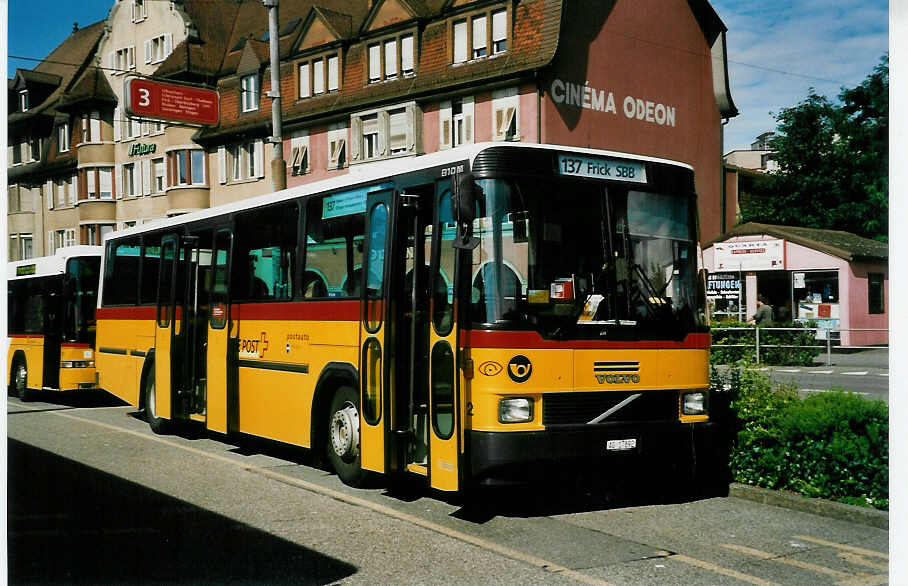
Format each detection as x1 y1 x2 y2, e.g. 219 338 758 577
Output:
557 155 647 183
125 77 219 126
16 265 37 276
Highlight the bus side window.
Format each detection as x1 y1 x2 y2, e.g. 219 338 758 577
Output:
304 196 365 299
233 202 298 302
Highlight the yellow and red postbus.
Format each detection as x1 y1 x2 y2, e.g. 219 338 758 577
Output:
8 246 102 401
95 143 716 492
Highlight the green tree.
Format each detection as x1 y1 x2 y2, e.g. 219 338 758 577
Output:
740 56 888 242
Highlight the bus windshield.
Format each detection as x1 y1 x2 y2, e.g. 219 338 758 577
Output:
65 256 101 344
469 177 699 340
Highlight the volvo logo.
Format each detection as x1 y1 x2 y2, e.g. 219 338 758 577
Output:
594 361 640 385
596 373 641 384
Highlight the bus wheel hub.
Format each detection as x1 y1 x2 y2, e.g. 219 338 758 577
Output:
330 403 359 460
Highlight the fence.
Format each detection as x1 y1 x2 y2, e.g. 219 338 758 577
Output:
710 326 889 366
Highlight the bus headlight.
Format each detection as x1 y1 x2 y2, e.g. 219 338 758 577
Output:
682 392 707 415
498 397 534 423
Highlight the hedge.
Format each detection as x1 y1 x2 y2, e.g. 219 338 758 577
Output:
710 321 821 366
710 365 888 510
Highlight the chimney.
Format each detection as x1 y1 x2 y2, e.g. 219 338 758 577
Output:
73 22 79 33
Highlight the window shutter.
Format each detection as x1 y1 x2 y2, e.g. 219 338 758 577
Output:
113 107 121 141
377 110 389 156
504 106 517 140
164 33 173 58
453 20 467 63
144 40 152 64
109 51 115 72
47 231 55 254
350 117 362 162
439 101 452 150
128 46 136 69
254 140 265 178
142 159 152 195
218 146 227 183
69 175 78 205
115 164 123 199
401 35 414 73
494 107 505 141
405 104 418 152
46 180 54 209
463 97 474 144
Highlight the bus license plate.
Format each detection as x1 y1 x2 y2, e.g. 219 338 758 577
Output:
606 438 637 451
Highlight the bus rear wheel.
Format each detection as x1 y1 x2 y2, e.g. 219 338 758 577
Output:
327 386 366 487
143 372 170 435
11 360 33 402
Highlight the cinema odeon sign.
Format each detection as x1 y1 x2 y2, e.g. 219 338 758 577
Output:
550 78 677 128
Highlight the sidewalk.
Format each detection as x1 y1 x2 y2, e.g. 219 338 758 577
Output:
811 347 889 369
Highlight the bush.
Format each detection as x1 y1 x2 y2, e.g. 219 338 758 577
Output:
710 321 821 366
711 366 888 509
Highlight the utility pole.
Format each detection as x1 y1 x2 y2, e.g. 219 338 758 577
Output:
264 0 286 191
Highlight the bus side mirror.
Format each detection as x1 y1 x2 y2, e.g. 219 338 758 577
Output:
452 173 480 250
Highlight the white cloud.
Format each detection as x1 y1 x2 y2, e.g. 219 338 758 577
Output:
712 0 888 151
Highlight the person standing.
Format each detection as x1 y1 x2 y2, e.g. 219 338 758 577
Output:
750 295 773 325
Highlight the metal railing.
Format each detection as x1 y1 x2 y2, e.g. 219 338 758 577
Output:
710 326 888 365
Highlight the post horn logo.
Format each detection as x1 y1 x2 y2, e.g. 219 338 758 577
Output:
507 355 532 383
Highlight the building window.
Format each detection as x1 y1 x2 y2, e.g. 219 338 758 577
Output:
19 90 29 112
123 163 137 197
241 74 259 112
225 140 263 182
80 166 115 199
58 124 70 152
29 137 42 162
99 167 113 199
868 273 885 314
13 234 34 260
81 111 101 143
492 87 519 141
328 124 347 170
367 32 415 83
169 149 207 186
55 177 68 208
351 103 419 163
290 131 309 176
452 6 508 64
113 46 136 73
145 34 172 64
132 0 146 22
85 224 114 246
152 157 165 193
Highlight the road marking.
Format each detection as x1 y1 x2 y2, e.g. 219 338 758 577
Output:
812 370 834 374
793 535 887 560
50 410 612 586
776 369 802 373
671 553 779 585
878 373 888 377
798 389 870 396
842 371 868 376
837 551 888 572
721 543 850 579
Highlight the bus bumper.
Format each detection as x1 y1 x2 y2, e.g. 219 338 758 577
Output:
468 421 723 487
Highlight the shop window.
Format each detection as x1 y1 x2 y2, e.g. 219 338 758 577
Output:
868 273 884 314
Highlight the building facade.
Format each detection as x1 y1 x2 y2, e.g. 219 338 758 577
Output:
8 0 738 258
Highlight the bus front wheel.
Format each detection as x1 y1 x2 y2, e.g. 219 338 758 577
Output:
11 359 32 402
143 372 170 435
327 386 366 487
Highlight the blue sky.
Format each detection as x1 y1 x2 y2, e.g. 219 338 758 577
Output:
5 0 889 152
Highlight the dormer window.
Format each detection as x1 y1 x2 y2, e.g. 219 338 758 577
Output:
452 6 508 64
241 74 259 112
18 90 28 112
367 32 415 84
298 52 339 98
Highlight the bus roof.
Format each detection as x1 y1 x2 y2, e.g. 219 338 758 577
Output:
103 142 694 244
7 246 103 280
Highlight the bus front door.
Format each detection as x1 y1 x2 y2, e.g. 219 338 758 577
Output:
206 230 234 433
153 235 180 421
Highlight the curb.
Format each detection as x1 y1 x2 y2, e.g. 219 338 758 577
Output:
729 483 888 530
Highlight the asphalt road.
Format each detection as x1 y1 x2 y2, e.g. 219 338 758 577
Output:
8 392 889 585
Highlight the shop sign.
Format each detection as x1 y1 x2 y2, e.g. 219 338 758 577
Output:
706 273 740 300
714 239 784 271
128 143 157 157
